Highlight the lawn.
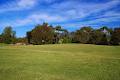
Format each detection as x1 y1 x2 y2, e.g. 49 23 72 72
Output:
0 44 120 80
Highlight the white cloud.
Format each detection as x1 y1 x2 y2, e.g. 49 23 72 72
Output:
17 0 37 8
43 0 56 4
91 16 120 23
0 0 38 13
62 16 120 29
1 13 67 27
50 0 120 19
0 0 120 28
101 11 120 18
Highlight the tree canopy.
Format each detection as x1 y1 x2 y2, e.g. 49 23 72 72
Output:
0 23 120 45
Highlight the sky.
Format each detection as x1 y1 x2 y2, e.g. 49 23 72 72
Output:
0 0 120 37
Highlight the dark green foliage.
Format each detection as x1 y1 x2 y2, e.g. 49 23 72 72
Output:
2 27 16 44
16 37 27 43
25 24 119 45
27 23 54 45
89 30 105 45
110 28 120 45
0 35 3 43
62 37 72 43
99 34 108 45
26 31 32 44
11 31 16 44
73 26 112 45
0 23 119 45
74 26 93 43
89 29 109 45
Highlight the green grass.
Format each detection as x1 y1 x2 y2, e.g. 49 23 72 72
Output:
0 44 120 80
0 43 9 47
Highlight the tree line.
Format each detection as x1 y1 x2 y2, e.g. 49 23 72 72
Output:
0 22 120 45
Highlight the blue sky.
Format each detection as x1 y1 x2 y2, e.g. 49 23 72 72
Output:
0 0 120 37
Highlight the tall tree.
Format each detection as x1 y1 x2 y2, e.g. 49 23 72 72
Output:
29 23 54 45
110 28 120 45
89 29 108 45
11 31 16 44
26 31 32 44
0 34 3 43
74 26 93 43
2 26 16 44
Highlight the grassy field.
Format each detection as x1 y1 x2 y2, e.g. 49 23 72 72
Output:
0 44 120 80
